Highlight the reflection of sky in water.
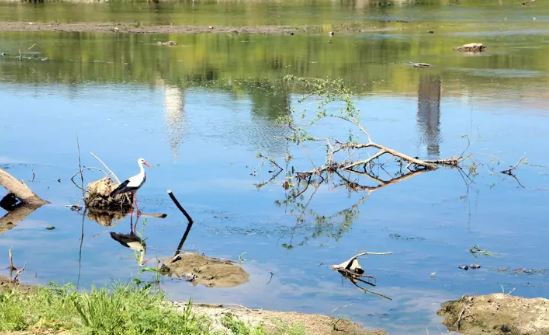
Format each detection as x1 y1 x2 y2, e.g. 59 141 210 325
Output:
1 79 549 334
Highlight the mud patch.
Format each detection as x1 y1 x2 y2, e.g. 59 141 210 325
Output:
180 303 387 335
0 21 394 35
438 293 549 335
0 275 32 293
159 252 249 288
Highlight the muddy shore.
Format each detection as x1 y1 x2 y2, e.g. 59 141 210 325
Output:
0 21 393 35
0 276 384 335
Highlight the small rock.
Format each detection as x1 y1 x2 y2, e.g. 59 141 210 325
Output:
456 42 486 52
68 204 82 212
411 62 432 68
157 40 177 46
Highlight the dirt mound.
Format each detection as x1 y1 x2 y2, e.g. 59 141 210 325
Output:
438 293 549 334
159 252 249 288
186 303 387 335
84 177 132 213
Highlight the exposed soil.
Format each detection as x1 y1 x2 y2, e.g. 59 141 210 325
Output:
0 21 392 35
0 275 32 293
1 275 382 335
178 302 387 335
438 293 549 335
159 252 249 288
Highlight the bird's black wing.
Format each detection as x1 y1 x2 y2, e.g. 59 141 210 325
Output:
110 179 130 197
110 232 143 248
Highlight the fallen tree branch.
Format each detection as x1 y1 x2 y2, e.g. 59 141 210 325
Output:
0 168 47 206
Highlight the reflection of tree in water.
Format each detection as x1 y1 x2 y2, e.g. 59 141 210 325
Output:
162 84 186 157
277 184 368 249
255 76 460 248
417 73 441 157
248 83 292 155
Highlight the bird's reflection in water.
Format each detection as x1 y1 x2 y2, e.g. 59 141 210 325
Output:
417 73 441 157
110 216 146 266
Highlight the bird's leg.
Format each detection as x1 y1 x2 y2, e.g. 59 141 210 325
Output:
130 214 135 233
134 193 141 217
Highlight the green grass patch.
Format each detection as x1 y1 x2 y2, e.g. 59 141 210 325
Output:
0 284 210 334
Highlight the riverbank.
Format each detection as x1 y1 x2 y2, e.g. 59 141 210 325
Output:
0 276 385 335
0 21 394 35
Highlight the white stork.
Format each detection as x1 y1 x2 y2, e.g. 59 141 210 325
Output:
110 158 151 215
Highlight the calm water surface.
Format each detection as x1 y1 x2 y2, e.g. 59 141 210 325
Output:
1 1 549 334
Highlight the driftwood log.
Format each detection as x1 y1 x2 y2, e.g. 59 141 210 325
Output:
0 168 47 206
0 168 47 230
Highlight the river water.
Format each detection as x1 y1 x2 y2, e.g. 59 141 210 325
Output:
1 1 549 334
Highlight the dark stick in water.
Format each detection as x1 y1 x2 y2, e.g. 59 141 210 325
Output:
167 190 194 255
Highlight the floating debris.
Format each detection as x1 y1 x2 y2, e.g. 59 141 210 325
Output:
456 43 486 52
331 251 392 300
469 245 493 257
157 40 177 46
410 62 432 68
66 204 82 212
389 233 425 241
458 264 481 271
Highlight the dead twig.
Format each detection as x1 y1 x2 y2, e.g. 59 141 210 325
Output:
255 154 284 188
331 251 392 300
76 137 85 198
167 190 194 255
501 157 527 176
90 152 121 183
7 248 25 283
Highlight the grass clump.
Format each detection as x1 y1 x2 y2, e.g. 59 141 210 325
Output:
221 313 305 335
221 313 266 335
0 284 210 335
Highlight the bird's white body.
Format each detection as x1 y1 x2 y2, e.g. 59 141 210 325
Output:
126 160 146 188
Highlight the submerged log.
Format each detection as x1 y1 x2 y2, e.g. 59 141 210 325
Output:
0 168 47 232
0 168 47 206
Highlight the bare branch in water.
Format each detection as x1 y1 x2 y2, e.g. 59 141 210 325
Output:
331 251 392 300
167 190 195 255
90 152 121 184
